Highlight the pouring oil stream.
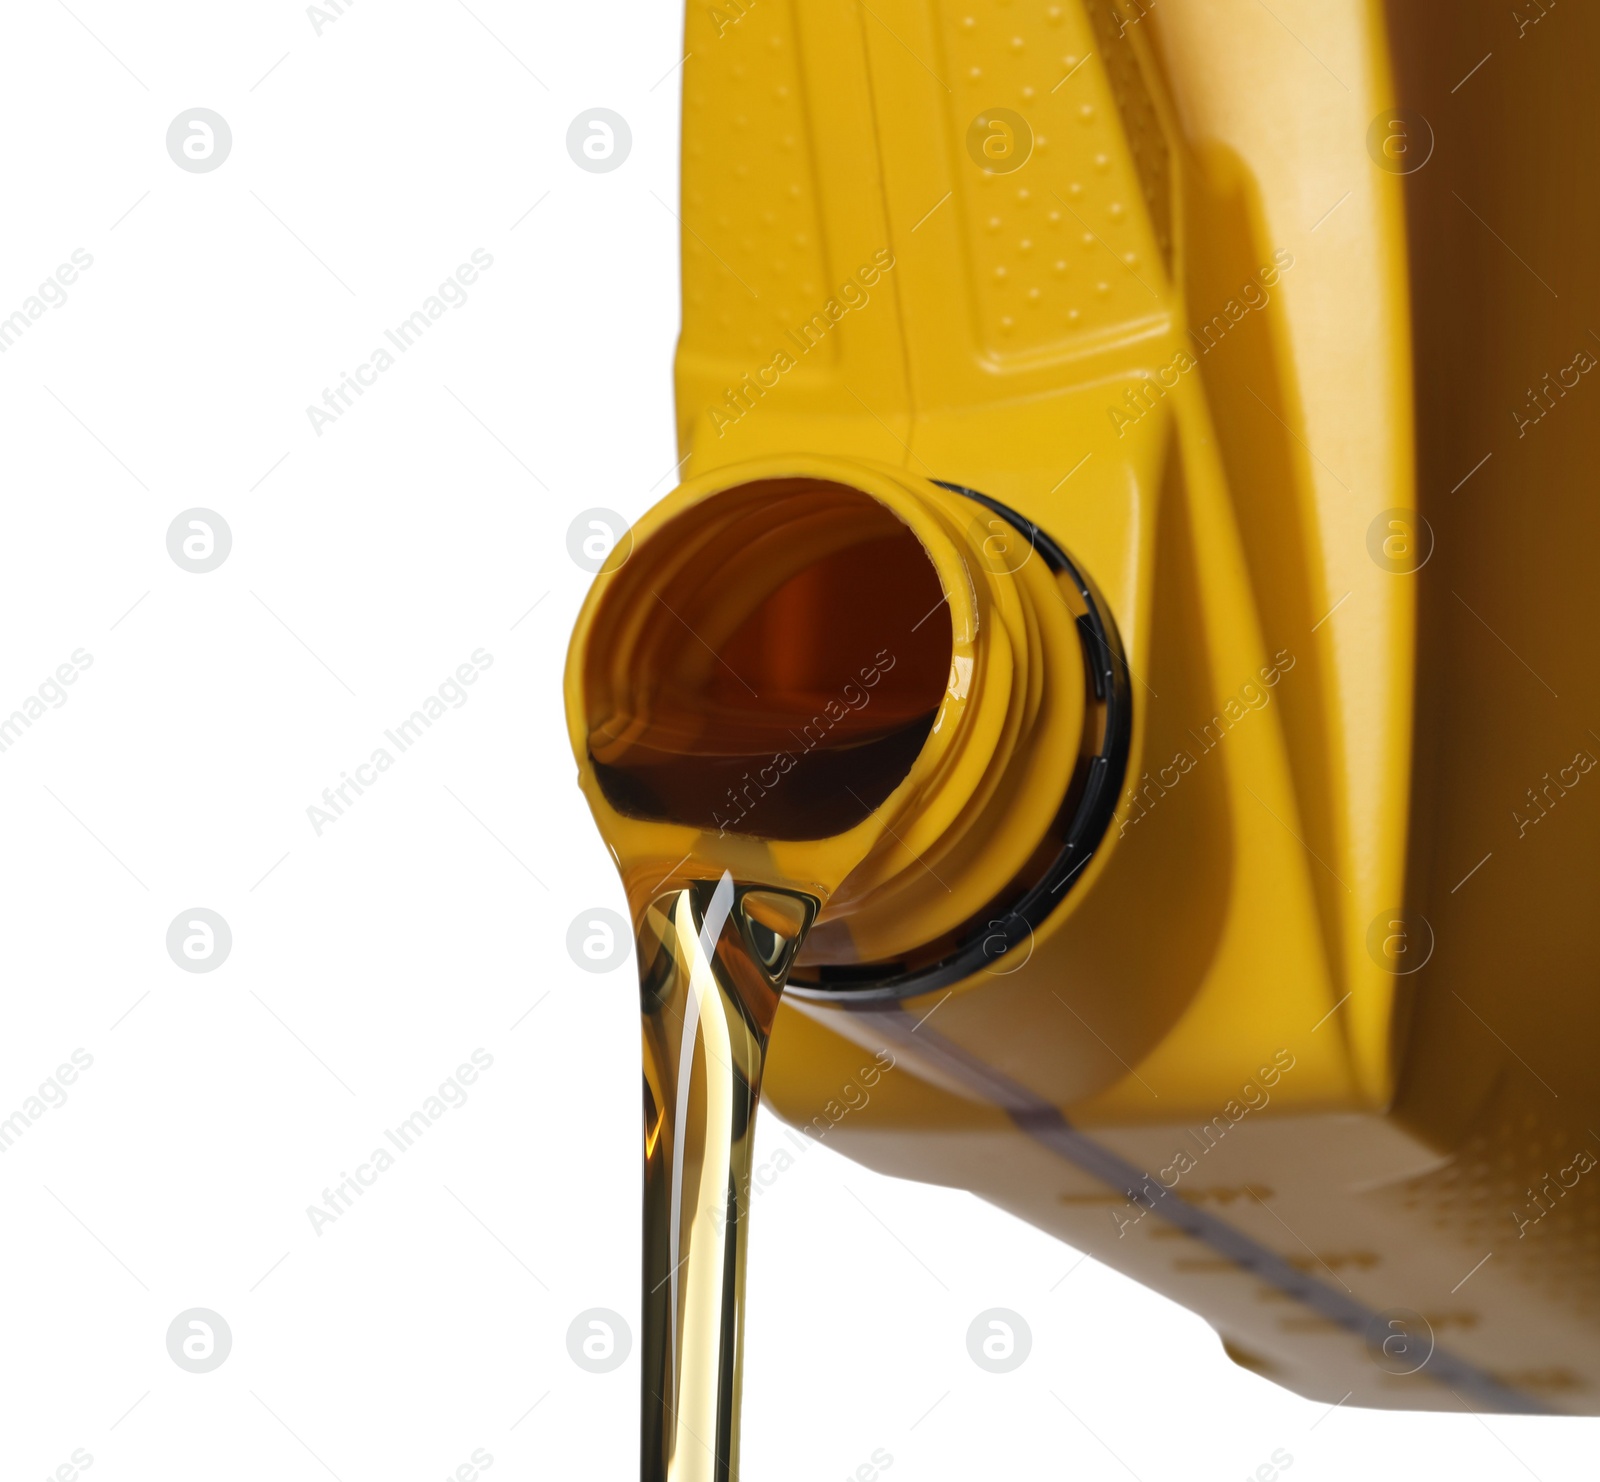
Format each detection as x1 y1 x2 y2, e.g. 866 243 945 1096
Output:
638 874 817 1481
568 468 993 1479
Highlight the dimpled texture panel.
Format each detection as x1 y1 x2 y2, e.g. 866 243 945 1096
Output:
1081 0 1172 269
1389 1077 1600 1358
934 0 1168 360
680 5 837 369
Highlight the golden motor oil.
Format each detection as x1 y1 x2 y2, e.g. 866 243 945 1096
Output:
563 0 1600 1472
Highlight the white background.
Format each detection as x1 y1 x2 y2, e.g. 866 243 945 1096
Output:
0 2 1590 1478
